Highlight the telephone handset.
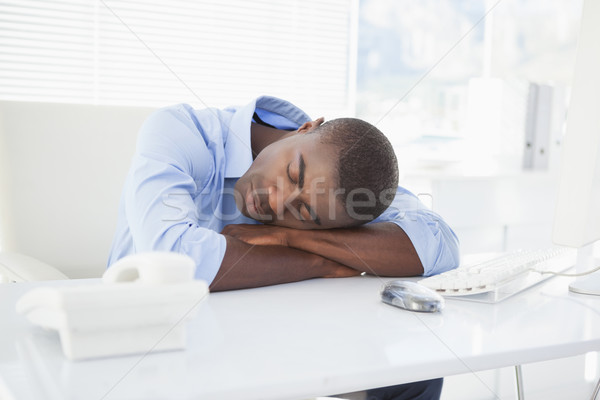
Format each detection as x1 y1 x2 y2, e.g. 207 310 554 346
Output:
102 251 196 284
17 252 208 361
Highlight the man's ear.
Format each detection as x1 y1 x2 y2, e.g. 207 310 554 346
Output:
297 117 325 134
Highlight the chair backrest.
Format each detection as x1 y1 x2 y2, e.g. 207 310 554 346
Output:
0 101 154 278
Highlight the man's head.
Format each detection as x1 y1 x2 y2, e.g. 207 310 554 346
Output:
234 117 398 229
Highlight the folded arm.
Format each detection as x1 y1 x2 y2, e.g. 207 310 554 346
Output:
210 235 360 292
222 222 424 277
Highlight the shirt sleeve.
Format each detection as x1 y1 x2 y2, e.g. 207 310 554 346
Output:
121 105 227 284
369 187 460 276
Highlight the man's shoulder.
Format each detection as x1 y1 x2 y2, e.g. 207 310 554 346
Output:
145 103 230 131
138 104 233 147
132 104 236 177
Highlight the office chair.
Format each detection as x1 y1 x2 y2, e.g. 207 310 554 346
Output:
0 100 154 282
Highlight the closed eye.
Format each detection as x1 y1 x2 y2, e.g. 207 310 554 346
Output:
287 162 297 184
302 203 321 225
298 204 310 221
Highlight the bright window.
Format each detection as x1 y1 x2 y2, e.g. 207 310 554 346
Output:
357 0 583 174
0 0 356 118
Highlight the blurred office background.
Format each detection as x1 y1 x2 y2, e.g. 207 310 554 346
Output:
0 1 596 398
0 0 583 173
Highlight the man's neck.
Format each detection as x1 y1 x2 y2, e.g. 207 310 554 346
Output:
250 122 295 159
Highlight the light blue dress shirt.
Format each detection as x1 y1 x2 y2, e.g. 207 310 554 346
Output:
108 96 460 283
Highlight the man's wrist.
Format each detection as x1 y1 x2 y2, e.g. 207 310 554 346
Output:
284 227 306 250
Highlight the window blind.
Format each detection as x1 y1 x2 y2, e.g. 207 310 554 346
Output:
0 0 356 117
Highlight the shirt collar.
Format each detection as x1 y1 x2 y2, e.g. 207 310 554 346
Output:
224 96 312 178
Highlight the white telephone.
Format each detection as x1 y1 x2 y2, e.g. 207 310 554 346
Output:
102 251 196 284
16 252 209 361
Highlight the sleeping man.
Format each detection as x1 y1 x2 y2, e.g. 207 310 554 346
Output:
108 96 458 290
107 96 459 400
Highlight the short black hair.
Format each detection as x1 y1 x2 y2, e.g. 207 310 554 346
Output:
313 118 399 224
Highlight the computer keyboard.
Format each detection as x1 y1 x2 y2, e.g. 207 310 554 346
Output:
418 247 577 303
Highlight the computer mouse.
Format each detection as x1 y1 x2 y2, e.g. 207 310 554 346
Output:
381 280 445 313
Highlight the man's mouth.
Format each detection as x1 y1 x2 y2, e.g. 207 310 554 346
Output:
245 183 267 217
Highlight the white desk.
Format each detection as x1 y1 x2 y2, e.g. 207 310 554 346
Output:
1 275 599 400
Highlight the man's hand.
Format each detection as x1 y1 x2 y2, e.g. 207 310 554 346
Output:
221 224 292 247
226 222 424 278
219 221 424 283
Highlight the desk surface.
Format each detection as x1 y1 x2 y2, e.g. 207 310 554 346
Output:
1 275 599 400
